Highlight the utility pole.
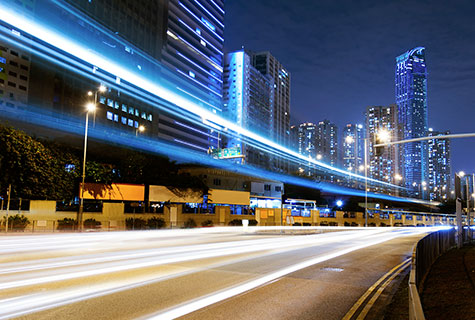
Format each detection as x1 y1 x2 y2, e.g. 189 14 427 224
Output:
5 184 11 233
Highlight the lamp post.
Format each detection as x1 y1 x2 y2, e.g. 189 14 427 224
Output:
87 85 107 127
78 102 96 232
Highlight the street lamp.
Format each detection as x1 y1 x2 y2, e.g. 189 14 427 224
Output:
78 102 96 231
136 124 145 136
87 85 107 127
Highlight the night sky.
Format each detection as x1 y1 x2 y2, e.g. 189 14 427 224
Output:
224 0 475 174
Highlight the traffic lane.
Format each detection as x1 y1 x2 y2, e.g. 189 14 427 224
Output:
19 230 423 319
180 233 425 320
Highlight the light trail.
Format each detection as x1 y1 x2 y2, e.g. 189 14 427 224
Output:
0 227 440 319
0 1 399 190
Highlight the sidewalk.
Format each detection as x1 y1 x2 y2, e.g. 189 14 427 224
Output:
421 244 475 319
384 244 475 320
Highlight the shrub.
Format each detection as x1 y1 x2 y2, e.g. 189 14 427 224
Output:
380 222 387 227
344 221 350 227
329 221 338 226
201 219 213 227
293 222 302 226
320 221 329 226
369 222 376 227
57 218 77 230
183 218 197 228
302 222 311 226
125 217 147 230
84 218 101 229
248 219 258 226
228 219 242 226
351 222 359 227
148 217 166 229
7 214 29 230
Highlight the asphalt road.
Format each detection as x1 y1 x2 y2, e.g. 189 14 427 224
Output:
0 227 435 320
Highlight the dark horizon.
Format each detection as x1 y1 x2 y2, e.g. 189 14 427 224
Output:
224 0 475 174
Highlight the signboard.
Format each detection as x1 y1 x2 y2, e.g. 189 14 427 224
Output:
81 183 144 201
209 147 242 159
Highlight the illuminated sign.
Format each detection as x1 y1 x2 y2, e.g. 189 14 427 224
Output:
209 146 242 159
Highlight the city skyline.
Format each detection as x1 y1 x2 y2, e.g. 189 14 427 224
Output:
224 0 475 173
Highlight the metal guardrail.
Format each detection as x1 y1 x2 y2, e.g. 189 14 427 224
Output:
408 228 456 320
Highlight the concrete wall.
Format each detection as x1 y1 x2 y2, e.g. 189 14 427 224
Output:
0 200 468 232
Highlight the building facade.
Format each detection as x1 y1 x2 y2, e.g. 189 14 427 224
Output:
395 47 428 195
222 49 273 168
365 105 400 192
316 120 338 168
342 123 364 173
427 129 451 201
2 0 225 153
253 51 291 172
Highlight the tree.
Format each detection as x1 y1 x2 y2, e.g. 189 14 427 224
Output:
0 125 79 199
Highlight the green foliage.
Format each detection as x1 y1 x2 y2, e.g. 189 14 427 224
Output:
84 218 101 229
248 219 258 226
201 219 213 227
57 218 77 230
4 214 29 230
183 218 197 228
125 217 147 230
147 217 166 229
228 219 243 226
0 125 79 199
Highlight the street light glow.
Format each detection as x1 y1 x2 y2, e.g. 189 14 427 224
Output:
336 200 343 207
138 125 145 132
345 136 354 144
394 174 402 181
85 103 96 112
458 171 465 177
377 129 390 142
99 85 107 93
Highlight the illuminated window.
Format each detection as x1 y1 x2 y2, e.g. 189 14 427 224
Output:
107 99 113 107
106 111 113 120
99 96 106 104
122 104 127 112
148 114 153 121
128 119 134 127
113 114 119 122
121 117 127 125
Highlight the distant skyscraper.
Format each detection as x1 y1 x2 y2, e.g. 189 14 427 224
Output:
366 105 400 191
427 129 451 201
290 125 299 151
396 47 428 195
316 120 338 168
342 123 364 173
296 123 317 159
253 51 291 172
223 49 273 168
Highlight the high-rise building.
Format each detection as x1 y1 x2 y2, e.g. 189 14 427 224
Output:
396 47 428 195
222 49 273 168
316 120 338 168
23 0 225 152
427 129 451 201
342 123 364 173
296 123 317 159
289 125 298 151
0 44 30 109
365 105 400 191
253 51 290 172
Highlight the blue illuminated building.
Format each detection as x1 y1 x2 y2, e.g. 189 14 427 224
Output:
223 49 274 168
395 47 428 196
427 129 451 201
342 123 364 173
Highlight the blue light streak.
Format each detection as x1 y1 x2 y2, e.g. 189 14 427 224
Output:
0 1 402 191
193 0 225 28
178 19 223 55
0 103 429 205
178 2 224 42
176 50 223 83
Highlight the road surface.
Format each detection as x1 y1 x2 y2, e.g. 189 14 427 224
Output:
0 227 436 319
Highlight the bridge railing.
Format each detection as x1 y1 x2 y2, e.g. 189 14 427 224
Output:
408 228 456 320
